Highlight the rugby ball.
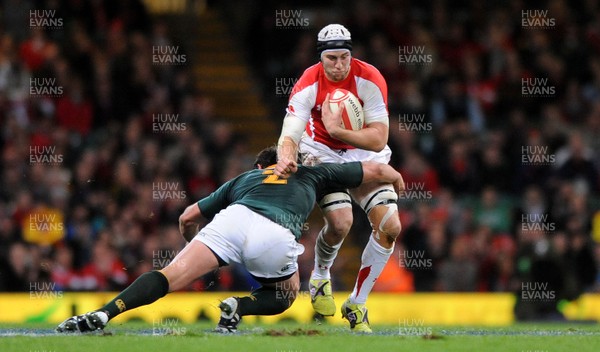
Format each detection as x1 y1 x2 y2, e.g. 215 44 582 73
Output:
329 89 365 130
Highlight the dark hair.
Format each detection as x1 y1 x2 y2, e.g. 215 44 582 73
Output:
253 146 278 169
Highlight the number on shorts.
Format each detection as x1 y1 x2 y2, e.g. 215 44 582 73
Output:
262 168 287 184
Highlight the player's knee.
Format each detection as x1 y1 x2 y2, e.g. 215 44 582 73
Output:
369 202 401 245
381 215 401 241
324 214 353 243
330 214 353 236
320 192 352 243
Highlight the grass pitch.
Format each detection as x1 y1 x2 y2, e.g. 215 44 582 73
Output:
1 321 599 352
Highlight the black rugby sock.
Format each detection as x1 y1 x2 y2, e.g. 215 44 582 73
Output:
238 286 293 316
100 271 169 319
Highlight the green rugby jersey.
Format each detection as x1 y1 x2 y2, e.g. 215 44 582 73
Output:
197 162 363 240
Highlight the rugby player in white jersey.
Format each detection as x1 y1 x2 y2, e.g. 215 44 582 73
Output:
277 24 401 333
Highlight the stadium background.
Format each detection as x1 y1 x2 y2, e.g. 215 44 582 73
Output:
0 0 599 324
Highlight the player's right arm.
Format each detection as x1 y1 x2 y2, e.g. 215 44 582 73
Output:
277 71 317 163
277 113 305 163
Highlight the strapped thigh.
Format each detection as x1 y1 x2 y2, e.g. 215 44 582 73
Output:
318 191 352 213
357 184 398 215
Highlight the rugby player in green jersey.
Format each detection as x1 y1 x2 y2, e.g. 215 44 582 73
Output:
56 146 404 333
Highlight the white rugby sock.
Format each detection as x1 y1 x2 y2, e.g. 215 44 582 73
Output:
349 235 394 304
312 228 343 280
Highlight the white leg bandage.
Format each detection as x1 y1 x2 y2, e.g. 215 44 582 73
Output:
359 185 398 214
319 192 352 212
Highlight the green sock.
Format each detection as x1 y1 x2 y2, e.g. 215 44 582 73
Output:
100 271 169 319
238 286 293 316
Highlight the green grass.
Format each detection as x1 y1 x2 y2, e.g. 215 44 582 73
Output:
1 321 599 352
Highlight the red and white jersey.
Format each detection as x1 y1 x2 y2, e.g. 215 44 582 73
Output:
286 58 389 150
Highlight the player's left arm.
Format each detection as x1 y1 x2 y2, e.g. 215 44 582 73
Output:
178 177 237 242
321 93 389 152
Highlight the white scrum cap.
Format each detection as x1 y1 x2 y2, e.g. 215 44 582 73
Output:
317 24 352 55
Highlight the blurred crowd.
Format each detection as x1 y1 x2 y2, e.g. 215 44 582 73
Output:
1 0 600 320
0 0 255 292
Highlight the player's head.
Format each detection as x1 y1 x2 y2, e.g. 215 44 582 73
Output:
317 24 352 56
317 24 352 82
253 146 278 169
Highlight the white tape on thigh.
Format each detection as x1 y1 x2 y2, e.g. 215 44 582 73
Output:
319 192 352 212
359 185 398 214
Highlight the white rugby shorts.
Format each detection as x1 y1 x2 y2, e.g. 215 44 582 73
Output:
299 132 391 164
194 204 305 280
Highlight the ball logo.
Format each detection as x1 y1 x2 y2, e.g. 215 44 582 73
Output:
329 89 364 131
